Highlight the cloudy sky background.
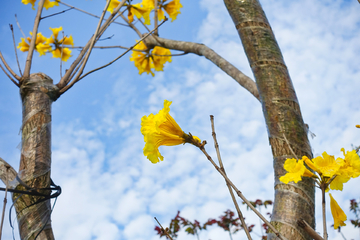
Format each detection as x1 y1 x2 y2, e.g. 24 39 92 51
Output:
0 0 359 239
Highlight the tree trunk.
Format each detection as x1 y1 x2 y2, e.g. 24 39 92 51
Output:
223 0 315 239
12 73 58 240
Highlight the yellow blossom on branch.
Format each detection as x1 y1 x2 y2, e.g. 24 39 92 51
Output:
329 193 347 229
107 0 152 24
46 26 74 62
17 32 51 56
140 100 200 163
130 40 171 76
279 158 315 184
21 0 59 10
127 3 152 25
143 0 183 22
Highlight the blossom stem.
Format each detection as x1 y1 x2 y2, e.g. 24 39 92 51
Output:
210 115 252 240
321 185 328 240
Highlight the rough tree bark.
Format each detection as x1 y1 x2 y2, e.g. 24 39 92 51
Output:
223 0 315 239
12 73 59 240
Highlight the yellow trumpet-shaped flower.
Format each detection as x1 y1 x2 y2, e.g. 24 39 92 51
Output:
128 3 152 25
46 26 74 62
141 100 200 163
130 40 171 76
329 193 347 229
22 0 59 10
279 158 315 184
17 32 51 56
143 0 183 22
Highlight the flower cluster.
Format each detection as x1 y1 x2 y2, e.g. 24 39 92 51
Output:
140 100 200 163
107 0 182 24
280 149 360 229
17 27 74 62
130 40 171 76
21 0 59 10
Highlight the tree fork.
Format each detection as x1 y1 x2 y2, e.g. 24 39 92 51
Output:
223 0 315 239
13 73 59 240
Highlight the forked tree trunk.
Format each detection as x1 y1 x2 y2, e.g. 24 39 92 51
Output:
13 73 58 240
223 0 315 239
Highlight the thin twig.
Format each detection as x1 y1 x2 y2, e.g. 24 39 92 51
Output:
0 167 9 240
154 217 174 240
23 0 45 78
41 7 74 20
278 123 298 160
120 14 142 37
9 24 22 76
70 0 112 81
0 51 21 81
0 64 20 87
154 0 159 36
60 18 168 94
198 145 288 240
210 115 252 240
57 0 126 89
15 14 26 38
60 31 64 78
58 1 128 26
297 219 324 240
138 18 151 32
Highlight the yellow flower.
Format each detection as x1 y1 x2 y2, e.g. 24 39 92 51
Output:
107 0 121 13
46 27 74 62
130 40 171 76
329 148 360 191
17 32 51 56
311 152 344 178
128 3 152 25
22 0 59 10
340 148 360 178
329 193 347 229
143 0 182 22
279 158 315 184
141 100 200 163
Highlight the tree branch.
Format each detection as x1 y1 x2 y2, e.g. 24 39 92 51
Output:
0 51 21 81
60 19 168 94
210 115 252 239
58 1 128 27
143 35 260 101
23 0 45 78
56 0 126 90
0 158 17 186
297 219 324 240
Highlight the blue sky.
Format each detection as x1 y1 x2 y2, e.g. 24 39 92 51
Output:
0 0 360 240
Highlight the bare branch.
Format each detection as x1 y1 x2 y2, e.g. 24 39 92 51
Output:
210 115 252 240
0 64 20 87
119 14 142 37
0 51 21 81
154 217 174 240
23 0 45 78
15 14 26 38
10 24 22 76
69 0 114 85
297 219 324 240
60 19 168 94
57 0 126 90
59 1 128 27
0 158 17 186
41 6 74 20
198 145 287 240
143 36 260 101
154 0 159 36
